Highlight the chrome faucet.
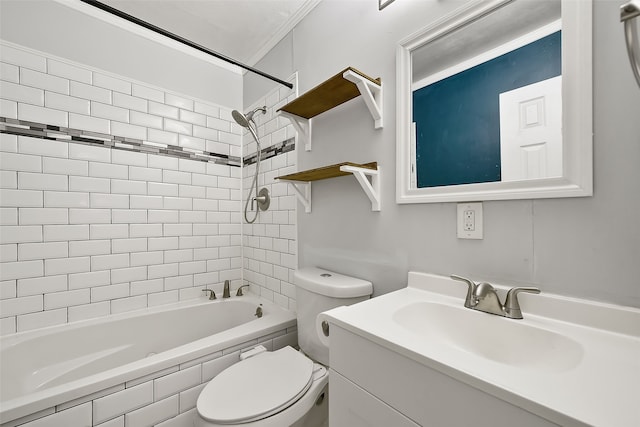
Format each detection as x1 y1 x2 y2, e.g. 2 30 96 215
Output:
222 280 231 298
450 275 540 319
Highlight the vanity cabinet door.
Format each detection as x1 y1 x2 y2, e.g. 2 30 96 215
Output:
329 369 420 427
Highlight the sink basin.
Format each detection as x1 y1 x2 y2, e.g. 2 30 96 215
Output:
392 301 584 372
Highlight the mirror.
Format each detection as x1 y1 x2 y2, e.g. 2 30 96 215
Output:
396 0 592 203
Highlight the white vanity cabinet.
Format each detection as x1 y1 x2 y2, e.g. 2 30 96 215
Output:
329 370 420 427
323 271 640 427
328 325 559 427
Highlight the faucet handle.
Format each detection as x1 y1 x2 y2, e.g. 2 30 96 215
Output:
450 275 477 308
504 287 540 319
202 288 217 300
236 285 250 296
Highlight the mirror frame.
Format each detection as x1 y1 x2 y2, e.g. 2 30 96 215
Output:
396 0 592 204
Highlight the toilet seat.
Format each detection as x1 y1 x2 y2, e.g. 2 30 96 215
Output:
197 346 315 425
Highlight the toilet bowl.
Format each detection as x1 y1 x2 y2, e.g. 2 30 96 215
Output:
196 268 372 427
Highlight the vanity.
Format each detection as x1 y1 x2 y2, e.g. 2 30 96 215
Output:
320 272 640 427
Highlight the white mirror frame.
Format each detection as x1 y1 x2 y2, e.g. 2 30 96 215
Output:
396 0 592 204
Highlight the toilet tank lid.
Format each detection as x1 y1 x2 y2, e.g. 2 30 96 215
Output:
294 267 373 298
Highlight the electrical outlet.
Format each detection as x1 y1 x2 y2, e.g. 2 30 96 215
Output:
463 209 475 231
457 202 483 239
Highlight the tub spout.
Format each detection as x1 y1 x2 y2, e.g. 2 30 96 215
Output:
223 280 231 298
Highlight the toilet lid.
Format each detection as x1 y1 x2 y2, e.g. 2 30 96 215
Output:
197 346 314 424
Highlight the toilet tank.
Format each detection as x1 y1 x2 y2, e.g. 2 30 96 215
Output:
294 267 373 365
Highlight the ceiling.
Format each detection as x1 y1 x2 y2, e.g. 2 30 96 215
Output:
100 0 321 67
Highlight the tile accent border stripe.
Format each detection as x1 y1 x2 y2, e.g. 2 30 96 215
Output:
243 137 296 166
0 117 296 167
0 116 242 166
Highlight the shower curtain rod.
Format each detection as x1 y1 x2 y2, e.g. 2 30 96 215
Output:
80 0 294 89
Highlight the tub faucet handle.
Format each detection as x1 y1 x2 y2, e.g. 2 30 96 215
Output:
236 285 250 296
223 280 231 298
202 288 216 300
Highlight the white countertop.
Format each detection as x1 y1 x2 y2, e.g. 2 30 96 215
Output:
322 272 640 427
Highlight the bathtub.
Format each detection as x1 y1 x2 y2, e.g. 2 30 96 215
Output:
0 295 297 427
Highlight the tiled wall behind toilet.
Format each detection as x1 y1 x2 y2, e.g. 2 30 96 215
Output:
0 42 244 335
242 76 299 311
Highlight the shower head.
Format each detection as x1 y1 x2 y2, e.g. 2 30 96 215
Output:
232 106 266 128
231 110 251 128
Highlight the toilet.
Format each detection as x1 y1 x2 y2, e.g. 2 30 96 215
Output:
196 267 373 427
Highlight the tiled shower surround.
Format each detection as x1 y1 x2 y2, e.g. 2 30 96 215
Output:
0 41 299 335
241 80 299 312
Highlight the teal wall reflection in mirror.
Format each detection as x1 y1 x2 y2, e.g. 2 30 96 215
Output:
413 31 561 188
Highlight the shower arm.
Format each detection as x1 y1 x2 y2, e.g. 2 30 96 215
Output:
621 0 640 88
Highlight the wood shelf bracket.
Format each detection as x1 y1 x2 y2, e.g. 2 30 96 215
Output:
281 180 312 213
340 164 381 211
342 69 383 129
275 162 380 213
279 111 312 151
277 67 382 150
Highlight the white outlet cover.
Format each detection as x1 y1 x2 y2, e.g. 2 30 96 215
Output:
457 202 483 239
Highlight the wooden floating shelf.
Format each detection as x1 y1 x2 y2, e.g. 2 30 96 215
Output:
277 67 384 151
275 162 378 182
278 68 381 119
276 162 380 213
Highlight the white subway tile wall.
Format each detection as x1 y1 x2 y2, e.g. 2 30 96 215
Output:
0 42 251 334
242 74 299 311
1 42 300 337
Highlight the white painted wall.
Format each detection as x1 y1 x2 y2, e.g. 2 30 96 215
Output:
0 0 242 107
246 0 640 308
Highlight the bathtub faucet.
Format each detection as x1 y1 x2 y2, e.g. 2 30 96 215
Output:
236 285 250 296
223 280 231 298
202 288 216 300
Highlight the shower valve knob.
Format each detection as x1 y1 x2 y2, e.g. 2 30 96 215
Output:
251 188 271 211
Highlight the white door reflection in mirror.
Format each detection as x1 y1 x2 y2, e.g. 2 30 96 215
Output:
499 76 562 182
395 0 592 204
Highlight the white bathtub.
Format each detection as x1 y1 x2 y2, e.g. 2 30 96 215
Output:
0 295 297 426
